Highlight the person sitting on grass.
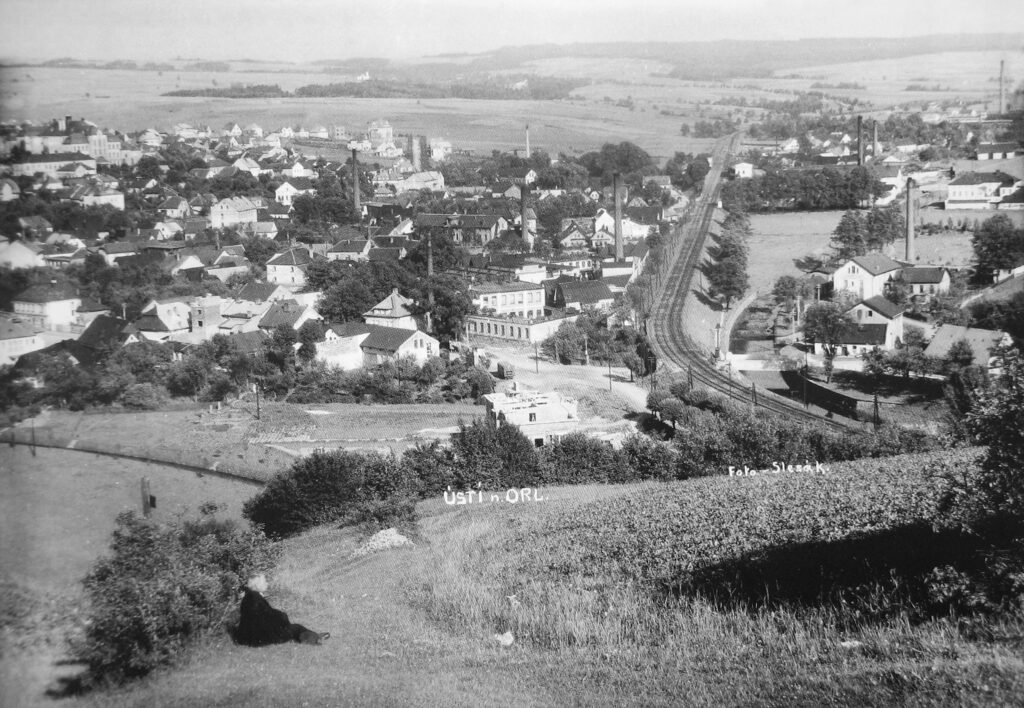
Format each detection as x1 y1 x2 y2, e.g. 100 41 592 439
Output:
235 574 330 646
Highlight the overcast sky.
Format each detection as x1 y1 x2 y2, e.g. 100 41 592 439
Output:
1 0 1022 63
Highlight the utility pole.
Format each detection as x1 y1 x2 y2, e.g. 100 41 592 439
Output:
535 342 539 373
255 378 261 421
425 230 434 332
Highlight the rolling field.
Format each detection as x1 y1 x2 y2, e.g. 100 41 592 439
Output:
0 66 717 160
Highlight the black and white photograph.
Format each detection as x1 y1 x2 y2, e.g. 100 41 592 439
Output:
1 1 1023 705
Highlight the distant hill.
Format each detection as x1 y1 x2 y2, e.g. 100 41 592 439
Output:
423 33 1024 80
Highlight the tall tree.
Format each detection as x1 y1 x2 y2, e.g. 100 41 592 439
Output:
802 302 854 383
830 210 867 260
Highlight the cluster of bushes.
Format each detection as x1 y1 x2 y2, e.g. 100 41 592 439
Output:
287 356 494 405
243 421 681 539
647 379 937 475
72 504 277 686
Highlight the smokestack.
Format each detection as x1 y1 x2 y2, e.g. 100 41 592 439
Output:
412 136 422 171
873 121 880 162
521 181 533 248
905 178 915 263
613 172 624 262
857 115 863 166
999 60 1005 115
525 124 530 160
351 148 360 220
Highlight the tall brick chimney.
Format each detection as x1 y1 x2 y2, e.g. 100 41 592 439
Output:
905 178 915 263
999 60 1005 115
857 115 863 166
873 121 880 162
351 148 360 220
412 136 422 171
613 172 624 262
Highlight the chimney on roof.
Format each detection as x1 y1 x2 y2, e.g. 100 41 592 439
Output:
905 178 915 263
857 115 863 166
351 148 361 221
613 172 624 262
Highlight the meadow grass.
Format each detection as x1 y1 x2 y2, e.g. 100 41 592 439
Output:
6 457 1024 706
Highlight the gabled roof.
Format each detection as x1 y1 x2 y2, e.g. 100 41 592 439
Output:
327 321 375 339
365 289 416 319
266 247 312 267
459 214 502 229
330 239 370 253
901 266 948 284
14 283 79 303
999 188 1024 205
237 281 284 303
368 247 403 262
0 317 38 341
557 280 615 305
948 171 1017 187
281 177 315 191
258 299 309 329
470 280 542 295
850 253 902 276
361 325 420 353
923 324 1011 364
75 314 131 351
226 330 270 355
857 295 904 320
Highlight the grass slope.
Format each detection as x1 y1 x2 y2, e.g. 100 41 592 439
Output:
18 447 1023 707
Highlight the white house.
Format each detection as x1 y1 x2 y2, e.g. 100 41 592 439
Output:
265 247 313 288
944 171 1019 210
900 266 950 300
845 296 905 350
11 284 82 331
275 178 316 206
317 322 438 369
469 281 547 319
209 196 260 229
0 239 45 269
0 316 44 366
363 289 418 330
831 253 903 300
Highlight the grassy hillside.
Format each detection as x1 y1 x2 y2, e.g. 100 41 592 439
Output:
17 446 1022 707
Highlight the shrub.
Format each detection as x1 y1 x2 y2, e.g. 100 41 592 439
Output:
619 432 677 481
120 382 168 410
962 351 1024 523
73 505 277 685
449 417 540 489
243 450 419 538
539 433 623 484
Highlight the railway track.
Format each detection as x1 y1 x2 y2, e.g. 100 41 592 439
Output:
647 134 857 431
